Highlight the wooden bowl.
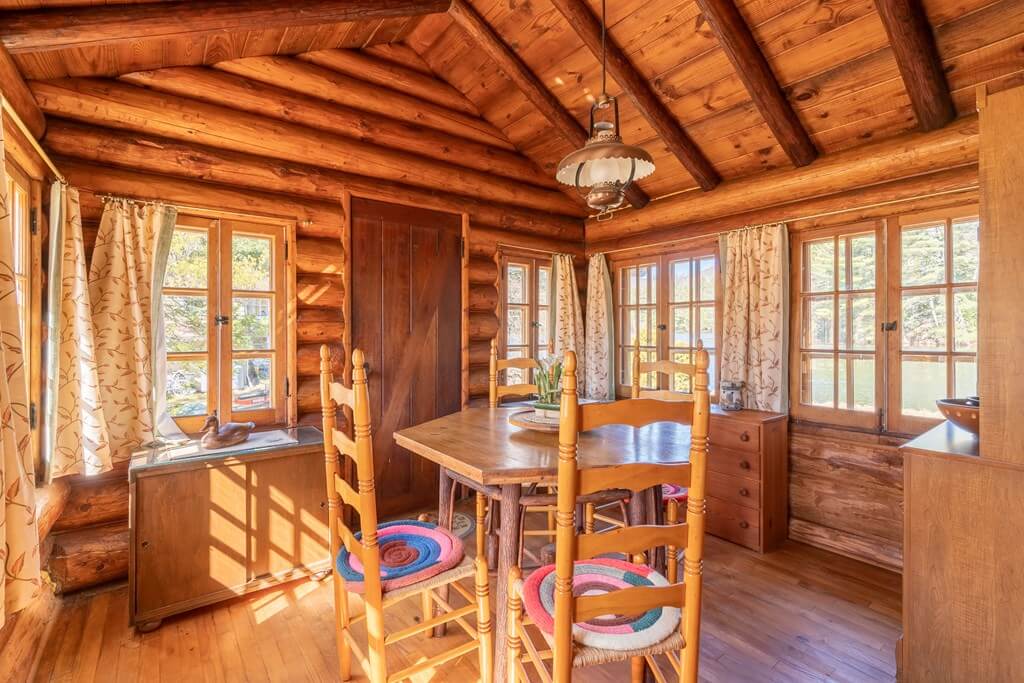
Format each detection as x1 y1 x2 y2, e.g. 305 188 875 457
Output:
936 398 980 434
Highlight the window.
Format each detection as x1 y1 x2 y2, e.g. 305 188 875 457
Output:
500 251 551 384
612 249 719 397
163 215 289 432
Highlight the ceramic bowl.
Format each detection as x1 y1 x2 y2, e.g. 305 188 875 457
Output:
936 398 980 434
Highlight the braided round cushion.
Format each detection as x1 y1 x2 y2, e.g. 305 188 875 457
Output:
336 520 464 593
521 558 680 651
661 483 688 502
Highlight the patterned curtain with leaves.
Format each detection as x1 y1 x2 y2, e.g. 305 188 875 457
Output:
0 121 41 628
550 253 586 396
584 253 614 400
44 183 114 479
89 199 177 462
719 223 789 412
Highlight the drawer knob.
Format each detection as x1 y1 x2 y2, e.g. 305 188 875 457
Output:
739 488 749 497
739 521 749 529
739 460 751 470
739 431 750 442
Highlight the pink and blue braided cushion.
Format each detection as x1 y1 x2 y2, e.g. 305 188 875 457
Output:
336 520 464 592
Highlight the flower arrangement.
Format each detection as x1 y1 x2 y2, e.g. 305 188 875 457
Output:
534 354 563 409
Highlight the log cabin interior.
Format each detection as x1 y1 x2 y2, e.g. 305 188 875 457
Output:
0 0 1021 681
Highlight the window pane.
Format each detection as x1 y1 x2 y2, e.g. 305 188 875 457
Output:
671 260 691 303
844 233 876 291
803 296 834 350
623 267 636 305
537 309 549 348
507 307 526 345
953 290 977 352
638 308 656 346
698 305 715 348
801 353 834 407
901 355 946 417
805 239 835 292
698 257 715 301
233 235 272 291
165 295 207 352
506 348 526 385
232 357 271 411
538 267 551 305
625 308 638 346
670 351 692 392
838 353 874 412
165 229 208 289
901 225 945 286
707 351 716 393
901 292 946 351
838 294 874 351
671 306 691 347
954 357 977 398
952 219 979 283
507 264 527 304
167 360 208 417
641 349 657 389
232 297 272 350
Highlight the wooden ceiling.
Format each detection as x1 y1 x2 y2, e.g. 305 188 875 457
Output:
2 0 1022 217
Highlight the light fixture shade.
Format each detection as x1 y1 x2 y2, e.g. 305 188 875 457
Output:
555 139 656 187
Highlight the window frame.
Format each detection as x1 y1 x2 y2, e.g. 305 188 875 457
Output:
498 249 553 384
163 213 292 434
789 221 884 430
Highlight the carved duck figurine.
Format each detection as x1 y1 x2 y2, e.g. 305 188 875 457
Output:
199 413 256 449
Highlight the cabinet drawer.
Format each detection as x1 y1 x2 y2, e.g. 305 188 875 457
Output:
709 417 760 452
706 496 760 550
707 445 760 479
707 470 760 510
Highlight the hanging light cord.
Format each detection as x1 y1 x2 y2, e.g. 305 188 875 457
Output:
600 0 607 97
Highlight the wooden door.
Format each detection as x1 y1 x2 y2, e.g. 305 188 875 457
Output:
351 198 462 517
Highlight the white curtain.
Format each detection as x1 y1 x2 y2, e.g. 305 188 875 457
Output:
0 119 41 627
89 199 178 462
719 223 789 412
584 254 614 400
550 254 586 396
44 184 114 479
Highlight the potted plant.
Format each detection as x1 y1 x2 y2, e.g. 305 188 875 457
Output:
533 355 563 420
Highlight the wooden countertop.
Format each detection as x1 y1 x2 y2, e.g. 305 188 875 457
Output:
901 420 979 458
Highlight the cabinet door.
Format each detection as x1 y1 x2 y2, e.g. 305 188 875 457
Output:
249 451 330 579
135 464 249 615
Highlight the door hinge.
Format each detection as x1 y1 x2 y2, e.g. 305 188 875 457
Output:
29 208 38 236
214 315 230 326
881 320 897 332
29 402 37 430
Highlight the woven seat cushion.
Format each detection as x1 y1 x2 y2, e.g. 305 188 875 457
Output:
661 483 688 502
521 558 680 651
336 520 464 593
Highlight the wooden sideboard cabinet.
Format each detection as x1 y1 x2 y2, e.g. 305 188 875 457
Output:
128 427 329 630
705 408 788 553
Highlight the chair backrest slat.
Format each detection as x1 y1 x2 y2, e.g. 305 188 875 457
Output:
489 338 540 406
335 472 360 509
332 428 358 461
631 337 697 402
330 382 355 410
338 521 364 562
497 357 539 371
575 583 686 624
577 524 688 561
579 398 694 432
578 463 690 497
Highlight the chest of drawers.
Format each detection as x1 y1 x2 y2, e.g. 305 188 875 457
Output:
704 409 788 553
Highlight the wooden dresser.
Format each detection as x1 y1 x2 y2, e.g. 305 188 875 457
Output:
128 427 329 630
705 408 788 553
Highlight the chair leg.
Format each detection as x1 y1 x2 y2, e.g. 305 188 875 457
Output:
475 554 494 683
506 567 522 683
517 507 528 567
667 499 679 584
333 575 352 681
476 492 488 561
631 656 646 683
546 486 556 535
366 604 388 683
421 588 434 639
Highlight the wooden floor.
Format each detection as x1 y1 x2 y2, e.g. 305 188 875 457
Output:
32 533 900 683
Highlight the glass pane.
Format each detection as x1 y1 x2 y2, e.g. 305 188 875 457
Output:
506 348 526 385
641 349 657 389
698 257 715 301
804 296 834 350
232 297 272 350
901 292 946 352
538 267 551 305
901 224 945 286
638 267 650 305
838 353 874 412
698 305 715 348
838 294 874 351
805 239 835 293
671 306 691 347
844 233 876 291
537 308 549 348
232 357 272 411
167 360 208 417
671 260 691 303
623 267 636 305
901 355 946 417
164 295 207 353
507 264 527 304
952 219 979 283
670 351 692 392
953 290 977 352
707 351 716 394
165 229 208 289
624 308 638 346
801 353 834 407
954 357 977 398
232 235 272 291
506 307 525 346
638 308 656 346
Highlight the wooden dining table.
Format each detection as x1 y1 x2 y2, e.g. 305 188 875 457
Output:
394 404 694 680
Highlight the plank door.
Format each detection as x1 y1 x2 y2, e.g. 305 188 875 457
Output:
351 198 462 517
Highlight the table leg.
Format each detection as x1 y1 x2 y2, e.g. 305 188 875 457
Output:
493 483 522 683
432 467 455 637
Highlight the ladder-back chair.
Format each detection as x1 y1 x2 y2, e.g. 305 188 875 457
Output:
506 346 710 682
489 338 542 407
320 346 493 683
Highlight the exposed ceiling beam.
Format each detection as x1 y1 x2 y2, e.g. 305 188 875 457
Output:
0 0 451 54
548 0 720 192
0 43 45 138
696 0 817 167
447 0 650 210
874 0 956 131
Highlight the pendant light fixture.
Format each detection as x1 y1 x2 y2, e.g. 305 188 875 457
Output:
555 0 655 214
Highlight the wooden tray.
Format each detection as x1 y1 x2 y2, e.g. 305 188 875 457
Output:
508 409 560 433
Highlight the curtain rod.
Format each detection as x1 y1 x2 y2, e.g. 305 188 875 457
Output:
0 95 66 184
